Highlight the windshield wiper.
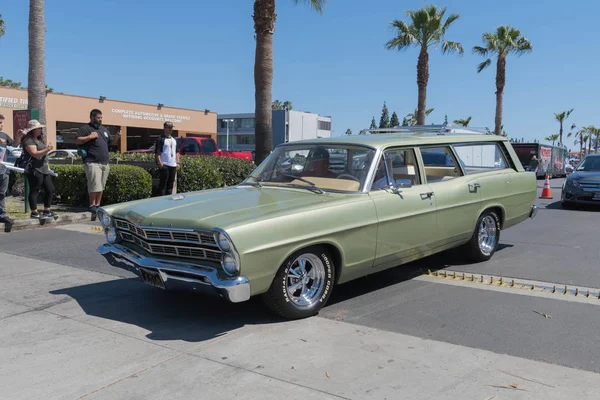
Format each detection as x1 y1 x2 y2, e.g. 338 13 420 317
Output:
282 174 325 194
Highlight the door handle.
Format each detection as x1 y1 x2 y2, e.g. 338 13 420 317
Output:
469 183 481 191
420 191 434 199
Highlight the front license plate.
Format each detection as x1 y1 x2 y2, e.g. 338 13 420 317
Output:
139 268 165 290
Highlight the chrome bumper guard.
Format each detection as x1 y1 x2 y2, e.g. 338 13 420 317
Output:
97 243 250 303
529 204 539 219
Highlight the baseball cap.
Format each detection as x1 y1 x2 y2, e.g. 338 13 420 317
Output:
0 114 5 120
164 121 174 128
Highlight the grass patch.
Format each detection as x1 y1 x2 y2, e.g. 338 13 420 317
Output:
5 197 87 220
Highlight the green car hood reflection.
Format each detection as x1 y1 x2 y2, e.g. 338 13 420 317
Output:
111 186 349 230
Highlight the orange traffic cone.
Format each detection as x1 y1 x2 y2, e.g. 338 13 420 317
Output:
540 173 553 199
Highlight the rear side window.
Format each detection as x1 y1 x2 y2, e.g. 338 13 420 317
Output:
202 140 216 153
183 139 200 153
419 146 462 183
452 142 509 175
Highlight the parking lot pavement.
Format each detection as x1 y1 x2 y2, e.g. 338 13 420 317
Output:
2 252 600 400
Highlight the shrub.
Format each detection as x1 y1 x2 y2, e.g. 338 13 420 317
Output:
51 164 152 206
206 156 256 186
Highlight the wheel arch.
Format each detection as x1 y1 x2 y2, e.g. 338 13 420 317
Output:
480 205 505 229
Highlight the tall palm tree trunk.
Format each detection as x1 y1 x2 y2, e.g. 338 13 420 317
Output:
558 122 563 147
579 133 583 159
494 55 506 136
416 46 429 126
28 0 46 141
253 0 275 166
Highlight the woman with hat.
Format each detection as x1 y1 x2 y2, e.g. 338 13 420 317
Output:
21 119 56 219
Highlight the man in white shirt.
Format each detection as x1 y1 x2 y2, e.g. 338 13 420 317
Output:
155 121 180 196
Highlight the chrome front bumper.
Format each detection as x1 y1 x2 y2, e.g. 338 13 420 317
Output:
530 204 539 218
97 243 250 303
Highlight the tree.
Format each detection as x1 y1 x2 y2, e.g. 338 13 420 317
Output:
453 116 472 127
386 5 462 126
28 0 47 140
404 108 434 126
0 14 5 38
474 25 532 136
253 0 325 165
569 126 589 158
554 109 574 146
379 102 390 128
545 134 559 146
390 111 400 127
0 77 23 88
369 117 377 129
271 100 283 110
345 128 352 135
283 100 292 111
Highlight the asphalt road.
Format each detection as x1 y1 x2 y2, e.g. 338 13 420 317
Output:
2 177 600 376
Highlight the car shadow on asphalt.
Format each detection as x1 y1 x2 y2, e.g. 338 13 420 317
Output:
50 244 514 337
50 278 281 343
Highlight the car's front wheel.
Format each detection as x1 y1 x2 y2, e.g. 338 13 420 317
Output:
464 210 500 262
263 247 335 320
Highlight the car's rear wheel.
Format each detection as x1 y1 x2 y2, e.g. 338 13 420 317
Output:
263 247 335 320
463 210 500 262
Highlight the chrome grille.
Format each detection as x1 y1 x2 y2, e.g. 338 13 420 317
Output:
580 181 600 191
114 218 221 261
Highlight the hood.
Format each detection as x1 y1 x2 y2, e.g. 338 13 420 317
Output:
569 171 600 181
109 186 349 231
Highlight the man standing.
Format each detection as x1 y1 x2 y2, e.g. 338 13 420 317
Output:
75 109 120 219
0 114 23 224
155 121 180 196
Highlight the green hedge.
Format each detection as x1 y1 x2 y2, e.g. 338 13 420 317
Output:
51 164 152 206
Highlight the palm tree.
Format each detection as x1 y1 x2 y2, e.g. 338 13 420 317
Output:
253 0 325 165
569 127 588 159
271 100 283 110
0 13 5 38
473 26 532 135
554 109 574 146
28 0 47 140
405 108 434 126
453 116 472 127
386 5 463 126
283 100 293 111
345 128 352 135
545 134 559 146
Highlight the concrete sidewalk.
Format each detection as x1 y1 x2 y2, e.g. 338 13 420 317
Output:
1 252 598 400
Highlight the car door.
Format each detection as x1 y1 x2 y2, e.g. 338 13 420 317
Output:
368 147 437 269
418 145 482 248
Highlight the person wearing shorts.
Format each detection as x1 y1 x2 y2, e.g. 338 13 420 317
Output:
75 109 120 219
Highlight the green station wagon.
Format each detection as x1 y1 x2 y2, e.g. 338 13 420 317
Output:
97 127 538 319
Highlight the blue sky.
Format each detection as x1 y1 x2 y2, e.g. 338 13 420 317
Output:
1 0 597 151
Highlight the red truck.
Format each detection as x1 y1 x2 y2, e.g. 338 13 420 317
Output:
125 137 253 162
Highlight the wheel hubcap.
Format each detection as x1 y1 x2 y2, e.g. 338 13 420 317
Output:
285 254 326 308
478 215 497 256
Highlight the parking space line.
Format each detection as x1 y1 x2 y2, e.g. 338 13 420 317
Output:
416 269 600 305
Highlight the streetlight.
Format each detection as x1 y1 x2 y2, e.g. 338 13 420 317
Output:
223 119 234 150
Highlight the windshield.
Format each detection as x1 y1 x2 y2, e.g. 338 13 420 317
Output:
245 144 376 192
576 156 600 172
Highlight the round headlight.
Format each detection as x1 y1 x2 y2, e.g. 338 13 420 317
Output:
223 254 238 275
217 232 232 252
106 226 118 244
98 210 112 228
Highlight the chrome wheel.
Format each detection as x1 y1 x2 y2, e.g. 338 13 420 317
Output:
285 254 326 308
478 215 497 256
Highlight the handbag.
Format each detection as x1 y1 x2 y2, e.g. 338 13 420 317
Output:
14 152 33 174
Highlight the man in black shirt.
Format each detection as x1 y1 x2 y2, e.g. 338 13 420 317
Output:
0 114 23 224
75 109 120 218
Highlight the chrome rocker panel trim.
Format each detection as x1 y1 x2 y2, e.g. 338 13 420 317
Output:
97 243 250 303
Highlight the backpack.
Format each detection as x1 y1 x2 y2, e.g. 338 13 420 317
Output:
14 152 33 174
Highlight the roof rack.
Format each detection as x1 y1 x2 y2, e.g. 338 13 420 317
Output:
359 123 493 136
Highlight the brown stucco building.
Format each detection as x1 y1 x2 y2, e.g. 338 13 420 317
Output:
0 87 217 152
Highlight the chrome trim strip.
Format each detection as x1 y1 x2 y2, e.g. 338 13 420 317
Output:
530 204 539 219
97 243 250 303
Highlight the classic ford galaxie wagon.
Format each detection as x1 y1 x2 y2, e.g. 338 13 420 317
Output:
97 127 538 319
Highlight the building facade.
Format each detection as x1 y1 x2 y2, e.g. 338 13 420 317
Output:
216 110 332 151
0 87 217 152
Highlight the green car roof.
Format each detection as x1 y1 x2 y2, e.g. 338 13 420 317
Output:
279 134 508 150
